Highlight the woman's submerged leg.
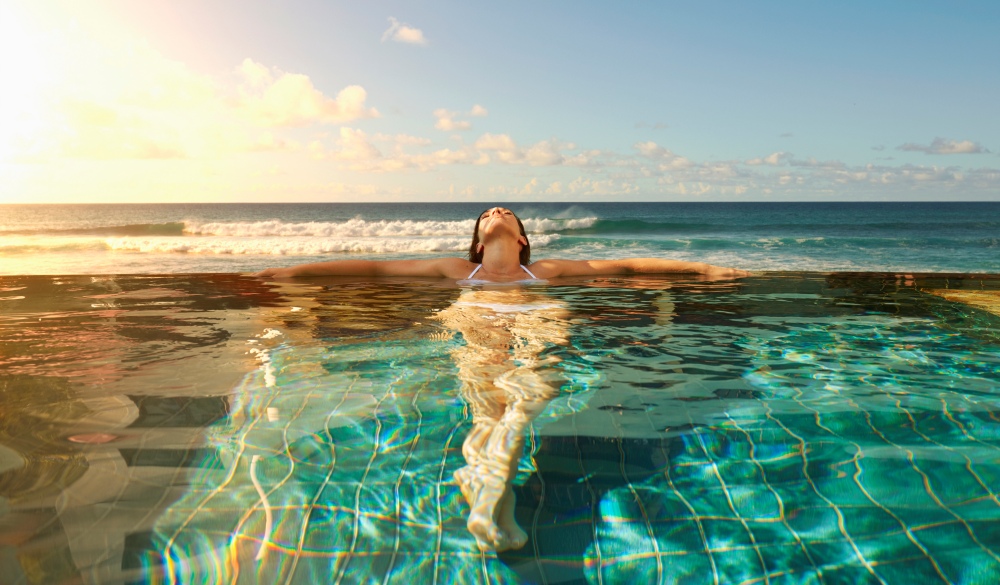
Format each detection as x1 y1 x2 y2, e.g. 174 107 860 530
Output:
459 363 558 551
449 345 518 550
436 295 568 552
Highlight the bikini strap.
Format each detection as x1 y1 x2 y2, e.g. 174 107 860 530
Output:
467 264 483 279
520 264 538 279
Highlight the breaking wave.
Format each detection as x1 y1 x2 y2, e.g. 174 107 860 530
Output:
183 217 598 237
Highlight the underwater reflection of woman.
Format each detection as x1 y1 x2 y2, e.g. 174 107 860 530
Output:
256 206 749 281
434 286 569 551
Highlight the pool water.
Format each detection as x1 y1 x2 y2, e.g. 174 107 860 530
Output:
1 273 1000 584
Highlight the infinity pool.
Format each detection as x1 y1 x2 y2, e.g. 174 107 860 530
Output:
2 273 1000 584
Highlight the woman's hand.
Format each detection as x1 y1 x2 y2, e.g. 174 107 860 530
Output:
254 267 297 278
700 264 753 279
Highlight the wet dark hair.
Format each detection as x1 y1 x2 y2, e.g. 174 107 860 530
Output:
468 208 531 265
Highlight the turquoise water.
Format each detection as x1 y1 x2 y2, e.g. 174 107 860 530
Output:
2 202 999 274
2 273 1000 583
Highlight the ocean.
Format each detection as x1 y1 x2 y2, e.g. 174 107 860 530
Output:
1 201 999 275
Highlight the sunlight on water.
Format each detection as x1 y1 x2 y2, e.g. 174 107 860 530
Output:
1 273 1000 584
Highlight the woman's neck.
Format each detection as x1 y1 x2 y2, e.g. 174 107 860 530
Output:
479 239 524 276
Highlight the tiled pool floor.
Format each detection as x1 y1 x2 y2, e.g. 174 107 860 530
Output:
1 273 999 584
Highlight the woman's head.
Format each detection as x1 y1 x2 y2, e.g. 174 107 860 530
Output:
468 207 530 264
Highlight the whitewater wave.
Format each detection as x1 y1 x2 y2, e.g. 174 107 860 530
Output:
520 217 599 232
0 216 599 239
0 237 112 254
3 231 989 258
183 219 475 238
106 236 469 255
0 222 187 237
181 216 598 237
103 234 559 255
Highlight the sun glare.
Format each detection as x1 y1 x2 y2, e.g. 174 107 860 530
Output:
0 4 57 165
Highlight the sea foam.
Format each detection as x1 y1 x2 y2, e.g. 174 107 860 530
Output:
104 234 559 255
182 217 597 237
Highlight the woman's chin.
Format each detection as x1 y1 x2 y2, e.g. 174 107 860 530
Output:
479 225 519 242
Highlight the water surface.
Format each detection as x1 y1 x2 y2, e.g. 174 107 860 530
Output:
2 272 1000 584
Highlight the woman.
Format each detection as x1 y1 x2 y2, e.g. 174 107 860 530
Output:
254 207 749 281
256 207 748 552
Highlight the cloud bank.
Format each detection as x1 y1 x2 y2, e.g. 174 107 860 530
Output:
238 59 379 127
897 138 988 155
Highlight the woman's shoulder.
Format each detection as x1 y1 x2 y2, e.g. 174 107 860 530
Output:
524 259 578 279
364 257 479 278
527 258 634 278
436 257 480 278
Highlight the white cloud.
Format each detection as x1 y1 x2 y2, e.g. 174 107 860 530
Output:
634 141 692 168
434 109 472 131
325 182 409 198
524 140 565 166
744 152 789 166
246 132 299 153
564 149 603 167
634 141 673 159
373 133 432 147
334 128 382 161
325 130 587 173
237 59 379 127
433 106 488 131
306 140 326 159
321 131 1000 195
705 163 745 179
897 138 988 155
474 132 521 163
418 147 483 168
382 17 427 45
566 177 639 196
485 178 567 197
443 184 480 198
673 182 714 196
471 134 579 166
660 157 695 171
238 58 271 87
632 141 693 175
788 157 845 170
883 164 964 183
324 130 489 172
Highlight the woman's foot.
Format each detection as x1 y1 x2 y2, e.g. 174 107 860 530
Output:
454 465 526 552
497 488 528 550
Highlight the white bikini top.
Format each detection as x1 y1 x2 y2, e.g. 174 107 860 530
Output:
457 264 546 286
466 264 539 280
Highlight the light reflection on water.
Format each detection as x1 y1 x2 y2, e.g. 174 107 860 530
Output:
1 273 1000 584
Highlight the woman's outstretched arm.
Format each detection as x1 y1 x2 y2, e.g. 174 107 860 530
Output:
528 258 750 279
255 257 474 279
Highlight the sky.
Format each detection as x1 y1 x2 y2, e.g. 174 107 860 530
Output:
1 0 998 203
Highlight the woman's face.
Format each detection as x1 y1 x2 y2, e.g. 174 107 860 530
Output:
477 207 520 240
